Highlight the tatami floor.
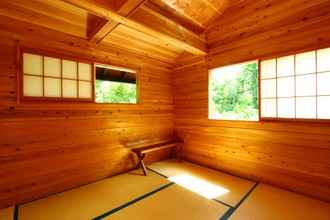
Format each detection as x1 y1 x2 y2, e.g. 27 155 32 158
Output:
1 159 329 220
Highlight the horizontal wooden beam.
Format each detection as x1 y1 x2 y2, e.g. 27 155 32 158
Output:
62 0 207 55
143 1 205 34
88 0 147 43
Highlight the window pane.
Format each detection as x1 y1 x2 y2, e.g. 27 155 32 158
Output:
277 76 294 97
296 51 316 75
317 72 330 95
96 80 137 104
95 65 138 104
317 48 330 72
296 97 316 119
23 75 43 97
278 98 295 118
261 79 276 98
79 81 92 99
23 53 43 76
317 96 330 119
44 57 61 77
261 59 276 79
44 77 61 97
296 74 316 96
78 63 91 80
277 55 294 77
63 79 77 98
62 60 77 79
261 99 276 117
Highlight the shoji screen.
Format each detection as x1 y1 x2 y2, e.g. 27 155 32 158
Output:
22 52 93 100
260 48 330 120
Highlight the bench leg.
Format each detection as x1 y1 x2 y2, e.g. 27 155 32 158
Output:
140 158 147 176
136 153 147 176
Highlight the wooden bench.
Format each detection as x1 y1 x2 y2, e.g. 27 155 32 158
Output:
130 139 183 176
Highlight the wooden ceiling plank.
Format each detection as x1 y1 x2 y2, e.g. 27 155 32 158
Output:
0 2 86 38
144 1 205 34
0 14 173 70
62 0 207 55
89 0 147 43
135 4 205 44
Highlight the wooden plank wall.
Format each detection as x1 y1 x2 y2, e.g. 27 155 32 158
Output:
173 0 330 202
0 23 174 208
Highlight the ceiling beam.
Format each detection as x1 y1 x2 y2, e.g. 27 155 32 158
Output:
88 0 147 43
62 0 207 55
143 1 205 35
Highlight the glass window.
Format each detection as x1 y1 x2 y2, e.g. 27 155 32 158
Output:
95 64 137 104
209 61 259 121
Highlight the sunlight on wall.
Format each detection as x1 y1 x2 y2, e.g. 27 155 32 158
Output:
168 175 230 199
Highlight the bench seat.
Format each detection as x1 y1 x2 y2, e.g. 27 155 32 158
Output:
130 139 183 176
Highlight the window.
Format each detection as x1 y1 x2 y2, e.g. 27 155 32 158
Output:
22 52 93 100
95 64 137 104
260 48 330 120
209 61 259 121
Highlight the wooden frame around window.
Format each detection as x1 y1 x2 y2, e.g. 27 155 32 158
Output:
207 46 330 123
94 63 140 105
18 47 95 103
17 47 140 105
208 60 260 122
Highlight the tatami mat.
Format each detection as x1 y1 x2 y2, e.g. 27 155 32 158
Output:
19 170 169 220
229 184 330 220
104 184 229 220
148 159 255 207
0 206 14 220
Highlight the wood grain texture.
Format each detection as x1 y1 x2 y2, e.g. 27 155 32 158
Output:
0 29 174 208
173 0 330 202
206 0 330 68
62 0 207 55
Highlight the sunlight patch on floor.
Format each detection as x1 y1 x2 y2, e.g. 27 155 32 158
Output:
168 174 230 199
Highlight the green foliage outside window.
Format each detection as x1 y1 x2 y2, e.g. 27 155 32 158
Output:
95 80 137 103
210 62 259 120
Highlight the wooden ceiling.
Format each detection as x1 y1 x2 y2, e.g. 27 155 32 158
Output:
0 0 242 65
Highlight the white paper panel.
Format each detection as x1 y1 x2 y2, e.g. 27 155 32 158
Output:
317 72 330 95
63 79 77 98
23 75 43 97
317 48 330 72
44 77 61 97
296 74 316 96
62 60 77 79
261 99 277 117
23 53 43 75
78 63 91 80
261 79 276 98
296 51 316 75
317 96 330 119
277 76 294 97
277 55 294 77
278 98 295 118
44 57 61 77
296 97 316 119
79 81 92 99
261 59 276 79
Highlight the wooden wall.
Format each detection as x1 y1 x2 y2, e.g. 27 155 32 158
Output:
173 0 330 202
0 19 174 208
